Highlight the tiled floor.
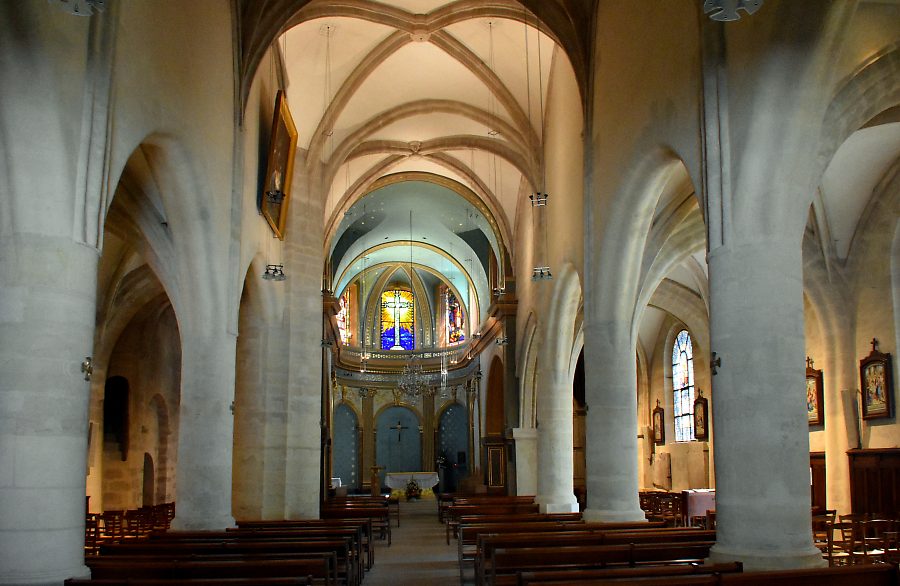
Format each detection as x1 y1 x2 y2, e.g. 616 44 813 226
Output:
364 498 460 585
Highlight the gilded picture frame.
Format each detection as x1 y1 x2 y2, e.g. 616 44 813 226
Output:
860 345 893 420
806 360 824 427
652 401 665 445
693 395 709 440
260 89 298 239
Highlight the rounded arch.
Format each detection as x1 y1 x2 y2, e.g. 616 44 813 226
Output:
815 44 900 188
485 355 505 436
239 1 589 124
326 172 512 274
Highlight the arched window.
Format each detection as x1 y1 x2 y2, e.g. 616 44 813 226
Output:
337 291 351 345
446 291 465 345
672 329 695 442
381 289 415 350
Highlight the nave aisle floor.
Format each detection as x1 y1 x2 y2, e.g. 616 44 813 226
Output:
364 498 459 585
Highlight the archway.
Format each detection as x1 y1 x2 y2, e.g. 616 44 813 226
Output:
573 351 586 510
375 405 422 486
333 403 361 490
142 453 155 507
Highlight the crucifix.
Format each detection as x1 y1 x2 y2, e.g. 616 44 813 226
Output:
382 291 412 350
390 420 408 443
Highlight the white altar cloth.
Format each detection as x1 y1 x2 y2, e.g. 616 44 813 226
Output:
384 472 439 490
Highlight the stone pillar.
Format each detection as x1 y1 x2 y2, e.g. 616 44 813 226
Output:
582 322 645 522
0 235 97 584
171 330 237 530
535 367 578 512
512 427 537 496
707 239 823 569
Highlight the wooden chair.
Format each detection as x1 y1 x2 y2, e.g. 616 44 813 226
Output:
84 514 100 556
838 514 885 564
813 510 840 566
99 510 125 544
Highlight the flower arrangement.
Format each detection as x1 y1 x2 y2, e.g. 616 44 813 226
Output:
405 479 422 501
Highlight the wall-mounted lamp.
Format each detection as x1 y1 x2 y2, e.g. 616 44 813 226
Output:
81 357 93 381
263 264 286 281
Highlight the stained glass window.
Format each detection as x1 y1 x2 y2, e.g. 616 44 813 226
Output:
446 292 465 345
337 292 351 345
381 289 415 350
672 329 695 442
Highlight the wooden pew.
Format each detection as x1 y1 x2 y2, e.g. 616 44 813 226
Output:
477 530 716 585
142 526 356 581
321 506 391 545
718 563 900 585
99 539 353 586
237 519 373 570
513 562 899 586
86 558 334 586
451 512 582 544
66 578 313 586
515 561 743 585
487 542 714 585
456 521 666 583
445 504 542 543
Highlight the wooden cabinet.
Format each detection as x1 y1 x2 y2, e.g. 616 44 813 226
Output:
810 452 826 511
848 448 900 514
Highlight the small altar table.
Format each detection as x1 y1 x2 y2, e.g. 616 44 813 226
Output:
385 472 440 499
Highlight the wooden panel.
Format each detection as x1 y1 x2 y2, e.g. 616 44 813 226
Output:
848 448 900 514
810 452 826 511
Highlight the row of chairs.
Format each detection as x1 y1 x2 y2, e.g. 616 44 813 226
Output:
85 503 175 555
813 510 900 566
640 491 687 527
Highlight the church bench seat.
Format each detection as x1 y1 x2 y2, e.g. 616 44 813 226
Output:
487 542 715 585
321 506 391 545
444 504 542 543
476 530 717 585
143 529 362 585
98 539 355 586
85 557 335 586
514 562 743 585
458 520 668 579
66 578 313 586
512 561 900 586
234 521 372 570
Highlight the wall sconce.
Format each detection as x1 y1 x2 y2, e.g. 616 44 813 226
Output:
81 357 93 381
263 264 286 281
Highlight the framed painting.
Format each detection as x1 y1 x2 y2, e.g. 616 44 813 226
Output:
652 400 665 445
860 340 893 420
260 89 298 239
806 358 824 426
693 393 709 440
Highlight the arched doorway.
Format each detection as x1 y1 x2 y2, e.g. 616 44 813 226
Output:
375 405 421 487
573 351 586 510
332 403 360 490
142 453 155 507
437 403 468 493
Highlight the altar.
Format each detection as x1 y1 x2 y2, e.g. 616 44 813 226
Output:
384 471 440 499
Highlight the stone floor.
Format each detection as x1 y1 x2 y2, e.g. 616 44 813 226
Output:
364 498 460 585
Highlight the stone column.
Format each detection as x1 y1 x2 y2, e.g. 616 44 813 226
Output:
535 366 579 512
707 239 823 570
581 322 645 522
171 330 237 530
512 427 537 496
0 235 97 584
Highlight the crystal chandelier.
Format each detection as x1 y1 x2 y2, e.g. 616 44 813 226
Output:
398 354 433 399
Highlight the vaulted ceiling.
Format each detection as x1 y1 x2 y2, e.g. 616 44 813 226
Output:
237 0 588 317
